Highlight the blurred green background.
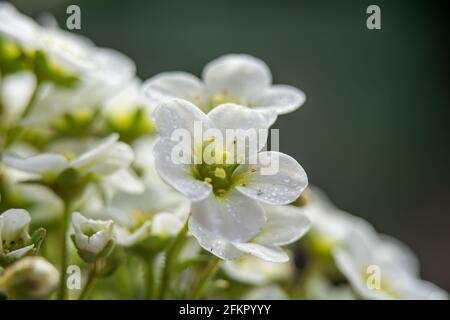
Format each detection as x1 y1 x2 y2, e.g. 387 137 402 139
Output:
8 0 449 290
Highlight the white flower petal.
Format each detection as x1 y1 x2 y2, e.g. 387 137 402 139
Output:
70 134 118 168
5 244 35 259
208 103 271 132
333 248 393 300
203 54 272 101
151 212 183 237
400 279 449 300
86 230 112 254
114 222 152 247
106 169 145 194
188 216 243 260
0 71 36 123
191 190 265 242
152 98 213 138
89 47 136 87
234 151 308 205
142 71 205 106
0 3 38 46
0 209 31 237
71 134 134 175
2 153 68 174
222 255 292 285
254 205 311 246
71 211 85 233
153 137 212 202
377 234 420 277
232 242 289 263
254 84 306 115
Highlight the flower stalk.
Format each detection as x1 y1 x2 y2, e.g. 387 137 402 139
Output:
57 200 71 300
190 256 221 300
157 218 189 299
78 263 97 300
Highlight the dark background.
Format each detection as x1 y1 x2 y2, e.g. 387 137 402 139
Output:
9 0 450 290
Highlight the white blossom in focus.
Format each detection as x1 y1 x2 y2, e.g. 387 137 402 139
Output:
143 54 305 125
152 99 308 261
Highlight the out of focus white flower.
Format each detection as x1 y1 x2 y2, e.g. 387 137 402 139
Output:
303 272 356 300
299 188 448 300
0 208 34 264
222 252 293 285
334 228 449 300
102 182 190 248
102 78 153 119
143 54 305 125
0 256 59 299
101 79 155 143
0 3 135 124
2 134 143 194
71 212 115 263
152 99 308 261
298 187 377 255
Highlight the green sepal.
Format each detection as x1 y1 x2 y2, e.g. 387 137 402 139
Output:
33 50 79 88
30 228 46 255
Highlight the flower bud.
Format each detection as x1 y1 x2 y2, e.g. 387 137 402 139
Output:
70 212 115 263
0 256 59 299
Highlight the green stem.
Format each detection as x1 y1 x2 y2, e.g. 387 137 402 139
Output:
145 256 156 300
78 264 97 300
190 256 221 300
57 200 71 300
157 220 189 299
21 81 41 119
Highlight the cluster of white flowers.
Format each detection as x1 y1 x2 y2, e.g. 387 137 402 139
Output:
0 3 447 300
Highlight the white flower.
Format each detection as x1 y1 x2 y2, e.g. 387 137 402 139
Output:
0 209 34 263
102 78 154 119
143 54 305 125
2 133 143 193
102 181 190 248
152 99 308 261
70 212 115 263
1 3 134 80
222 253 293 285
0 256 59 299
0 3 135 124
334 228 449 300
299 187 377 253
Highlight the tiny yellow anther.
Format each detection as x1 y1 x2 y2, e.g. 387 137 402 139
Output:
214 168 226 179
204 177 212 184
